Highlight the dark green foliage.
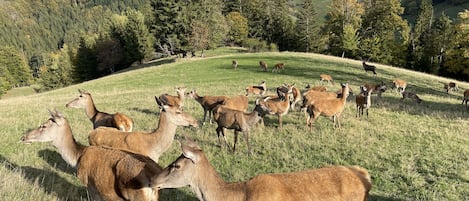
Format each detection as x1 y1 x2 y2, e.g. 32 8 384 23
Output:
74 37 99 81
0 46 32 95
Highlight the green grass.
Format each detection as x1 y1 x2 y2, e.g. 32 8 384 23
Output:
0 52 468 201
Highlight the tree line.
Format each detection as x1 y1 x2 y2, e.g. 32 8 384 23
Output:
0 0 468 97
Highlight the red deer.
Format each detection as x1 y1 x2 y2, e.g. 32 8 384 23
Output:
245 81 267 96
88 96 198 163
363 82 387 103
444 82 458 93
305 84 327 92
462 89 469 109
362 61 377 75
272 63 285 72
21 110 162 201
256 94 291 128
319 74 334 85
356 86 373 118
232 60 238 69
153 138 372 201
276 83 301 110
160 87 187 109
65 89 134 132
212 103 265 153
392 79 407 93
259 61 268 71
401 91 422 104
187 90 248 125
306 83 350 131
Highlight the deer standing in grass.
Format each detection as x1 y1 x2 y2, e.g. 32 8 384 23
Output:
392 79 407 93
319 74 334 85
256 92 291 128
356 86 373 118
363 82 387 103
362 61 377 75
444 82 458 93
88 96 198 163
462 89 469 110
153 138 372 201
66 89 134 132
271 63 285 72
160 87 187 109
306 83 350 130
245 81 267 96
259 61 268 71
232 60 238 69
212 102 265 153
21 110 162 201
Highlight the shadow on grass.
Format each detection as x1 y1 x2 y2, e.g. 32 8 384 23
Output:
0 154 86 201
369 194 406 201
130 107 160 116
38 149 75 175
159 188 198 201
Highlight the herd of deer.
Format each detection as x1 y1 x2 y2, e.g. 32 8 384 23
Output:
19 59 467 201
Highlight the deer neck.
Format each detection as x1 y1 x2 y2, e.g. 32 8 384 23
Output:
152 111 178 150
247 110 263 127
84 97 99 121
52 123 86 167
192 158 246 201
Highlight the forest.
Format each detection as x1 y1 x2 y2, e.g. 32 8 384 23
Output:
0 0 468 97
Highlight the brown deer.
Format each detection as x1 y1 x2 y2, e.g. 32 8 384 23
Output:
462 89 469 109
245 81 267 96
392 79 407 93
306 83 350 130
21 110 162 201
305 84 327 92
319 74 334 85
400 91 422 104
256 94 291 128
362 61 377 75
259 61 268 71
159 87 187 109
271 63 285 72
88 96 198 163
153 138 372 201
363 82 387 103
444 82 458 93
356 86 373 118
232 60 238 69
212 103 265 153
65 89 134 132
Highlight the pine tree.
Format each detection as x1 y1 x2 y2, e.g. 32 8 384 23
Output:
295 0 320 52
444 10 469 81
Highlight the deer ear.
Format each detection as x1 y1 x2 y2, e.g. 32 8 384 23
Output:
48 109 65 126
180 138 201 163
155 96 169 111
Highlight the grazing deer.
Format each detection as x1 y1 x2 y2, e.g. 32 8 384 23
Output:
88 96 198 163
356 86 373 118
159 87 187 109
212 103 265 153
362 61 377 75
153 138 372 201
306 83 350 130
65 89 134 132
21 110 162 201
392 79 407 93
462 89 469 110
271 63 285 72
319 74 334 85
401 91 422 104
232 60 238 69
259 61 268 71
444 82 458 93
246 81 267 97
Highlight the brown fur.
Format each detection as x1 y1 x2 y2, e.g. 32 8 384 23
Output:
356 86 373 118
306 83 350 130
392 79 407 93
232 60 238 69
153 139 372 201
259 61 268 71
246 81 267 96
362 61 377 75
462 89 469 109
160 87 187 109
256 95 290 128
363 82 387 103
272 63 285 72
319 74 334 85
444 82 458 93
21 110 162 201
212 104 265 153
66 89 134 132
401 91 422 104
88 96 198 163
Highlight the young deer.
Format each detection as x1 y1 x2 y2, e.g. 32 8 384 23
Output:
212 103 265 153
271 63 285 72
256 94 291 128
88 96 198 163
153 139 372 201
306 83 350 131
160 87 187 109
319 74 334 85
444 82 458 93
401 91 422 104
245 81 267 96
356 86 373 118
65 89 134 132
392 79 407 93
259 61 268 71
362 61 377 75
232 60 238 69
462 89 469 109
21 110 162 201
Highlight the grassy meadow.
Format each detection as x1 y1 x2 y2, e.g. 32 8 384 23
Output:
0 51 468 201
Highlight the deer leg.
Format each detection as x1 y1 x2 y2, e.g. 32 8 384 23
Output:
203 109 208 125
222 128 232 151
216 127 223 147
278 115 283 128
